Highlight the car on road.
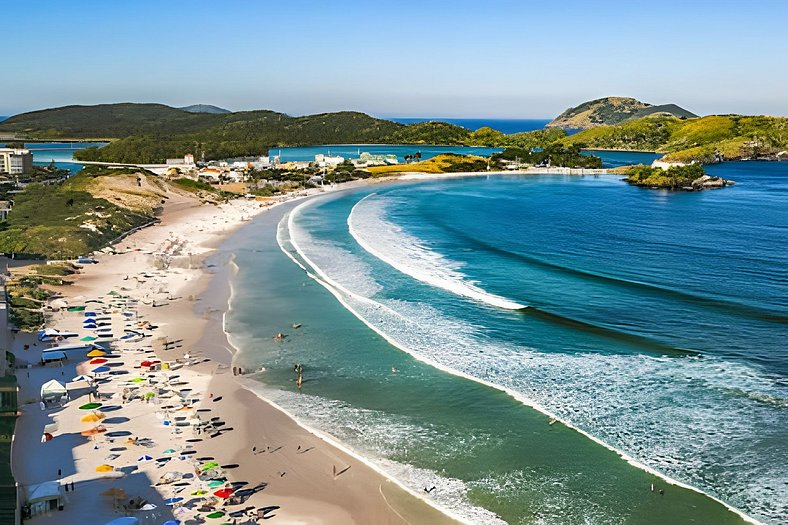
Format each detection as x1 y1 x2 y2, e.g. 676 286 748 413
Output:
77 256 99 264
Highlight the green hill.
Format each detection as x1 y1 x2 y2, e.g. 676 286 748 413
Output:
547 97 697 129
561 114 788 162
0 104 568 163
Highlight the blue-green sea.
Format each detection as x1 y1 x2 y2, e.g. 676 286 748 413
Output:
222 160 787 524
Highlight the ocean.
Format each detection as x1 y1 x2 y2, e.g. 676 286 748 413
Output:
223 159 787 524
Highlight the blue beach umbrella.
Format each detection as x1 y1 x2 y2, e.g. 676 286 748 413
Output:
92 366 111 374
137 454 153 462
84 312 97 317
164 497 183 505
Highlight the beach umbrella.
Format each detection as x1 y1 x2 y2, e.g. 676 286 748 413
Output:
163 497 183 505
163 448 176 454
213 488 234 499
71 374 92 382
80 412 105 423
163 521 180 525
191 489 208 496
200 462 219 471
95 464 114 472
87 349 106 357
137 454 153 462
144 391 156 400
80 336 98 341
84 312 97 317
140 503 157 511
100 487 127 499
206 479 225 488
67 306 87 311
81 425 107 436
92 366 111 374
206 511 225 519
90 358 108 365
130 377 146 383
79 402 102 410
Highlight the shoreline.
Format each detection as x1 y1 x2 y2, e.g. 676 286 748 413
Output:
10 184 461 524
10 172 763 524
282 190 760 525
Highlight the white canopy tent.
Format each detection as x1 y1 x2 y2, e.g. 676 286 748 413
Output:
40 380 67 403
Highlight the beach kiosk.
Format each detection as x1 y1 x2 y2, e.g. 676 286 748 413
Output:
24 481 64 517
40 380 67 405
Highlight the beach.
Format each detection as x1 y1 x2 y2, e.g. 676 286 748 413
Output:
10 184 461 524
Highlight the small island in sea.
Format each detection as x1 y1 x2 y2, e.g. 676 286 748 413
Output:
620 164 736 191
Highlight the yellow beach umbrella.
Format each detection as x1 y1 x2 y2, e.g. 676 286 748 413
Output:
87 349 106 357
96 464 114 472
81 412 105 423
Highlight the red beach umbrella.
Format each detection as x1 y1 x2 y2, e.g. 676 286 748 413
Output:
90 358 108 364
213 488 234 499
140 360 160 367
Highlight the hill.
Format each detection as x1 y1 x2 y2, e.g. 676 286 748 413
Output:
560 114 788 162
0 103 568 163
179 104 231 114
547 97 697 129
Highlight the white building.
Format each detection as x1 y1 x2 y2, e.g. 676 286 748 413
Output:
0 148 33 174
315 154 345 168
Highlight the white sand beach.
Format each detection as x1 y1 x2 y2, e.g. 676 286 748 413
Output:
10 186 461 524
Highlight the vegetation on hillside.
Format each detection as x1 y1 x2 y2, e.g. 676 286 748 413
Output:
624 164 706 189
7 263 77 331
547 96 697 129
366 154 490 175
0 169 159 258
561 114 788 163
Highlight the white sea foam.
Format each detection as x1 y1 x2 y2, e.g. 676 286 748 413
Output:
348 193 527 310
277 196 784 524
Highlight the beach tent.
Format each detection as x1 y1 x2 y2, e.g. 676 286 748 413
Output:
40 380 67 403
41 351 67 367
25 481 64 514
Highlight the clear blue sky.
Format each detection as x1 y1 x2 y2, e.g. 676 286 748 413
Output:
3 0 787 118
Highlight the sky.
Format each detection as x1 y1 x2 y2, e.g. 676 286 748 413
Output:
2 0 788 118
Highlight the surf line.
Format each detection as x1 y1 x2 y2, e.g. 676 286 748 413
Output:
347 193 527 311
281 198 762 525
276 209 493 525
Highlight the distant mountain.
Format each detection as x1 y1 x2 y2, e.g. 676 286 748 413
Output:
547 97 697 129
179 104 231 114
0 116 7 122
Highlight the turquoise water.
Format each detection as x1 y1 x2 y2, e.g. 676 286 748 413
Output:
271 144 503 163
2 142 108 173
270 144 658 168
224 162 787 524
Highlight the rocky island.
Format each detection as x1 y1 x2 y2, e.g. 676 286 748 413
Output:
623 164 735 191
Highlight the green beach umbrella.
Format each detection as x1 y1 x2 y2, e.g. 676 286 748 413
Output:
207 479 225 488
200 462 219 471
80 336 98 341
79 402 102 410
144 392 156 400
206 511 225 519
191 489 208 496
163 448 176 454
130 377 146 383
68 306 87 311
